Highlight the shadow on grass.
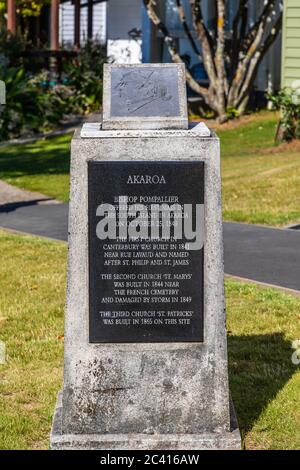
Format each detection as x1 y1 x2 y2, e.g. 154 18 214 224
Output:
228 332 295 441
0 135 71 178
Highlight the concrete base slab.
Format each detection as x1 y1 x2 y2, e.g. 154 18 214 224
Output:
50 393 241 450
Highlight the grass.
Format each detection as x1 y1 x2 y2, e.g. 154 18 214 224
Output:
220 112 300 226
0 231 66 450
219 111 280 157
226 280 300 450
0 133 71 202
0 230 299 449
0 111 300 225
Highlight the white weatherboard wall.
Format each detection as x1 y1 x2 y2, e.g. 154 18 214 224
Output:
282 0 300 88
106 0 142 63
59 0 106 46
59 1 74 45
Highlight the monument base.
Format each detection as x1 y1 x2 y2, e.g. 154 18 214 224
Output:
50 393 241 450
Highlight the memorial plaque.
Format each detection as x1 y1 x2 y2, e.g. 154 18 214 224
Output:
102 63 188 130
88 161 204 343
110 67 180 117
51 122 241 450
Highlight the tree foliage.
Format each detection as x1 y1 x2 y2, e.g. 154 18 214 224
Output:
0 0 50 18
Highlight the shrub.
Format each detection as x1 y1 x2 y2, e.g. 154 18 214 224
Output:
269 87 300 141
0 28 25 67
0 37 107 140
0 65 45 140
62 40 106 113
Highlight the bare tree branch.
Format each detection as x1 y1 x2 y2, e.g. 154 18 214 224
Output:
232 0 248 39
143 0 210 100
189 0 217 85
231 0 248 75
143 0 178 58
228 0 278 106
144 0 282 121
237 14 282 112
243 0 277 51
175 0 201 57
190 0 216 50
215 0 227 120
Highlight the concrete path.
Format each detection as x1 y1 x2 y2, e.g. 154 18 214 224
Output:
0 202 299 292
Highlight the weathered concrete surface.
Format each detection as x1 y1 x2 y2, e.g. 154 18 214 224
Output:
51 393 241 450
81 121 210 138
50 125 241 450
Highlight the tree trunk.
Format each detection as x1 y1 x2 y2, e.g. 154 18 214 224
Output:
143 0 282 122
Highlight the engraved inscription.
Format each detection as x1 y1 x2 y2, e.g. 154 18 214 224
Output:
88 161 204 343
110 67 180 118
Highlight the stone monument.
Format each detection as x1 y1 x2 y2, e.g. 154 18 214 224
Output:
50 63 241 450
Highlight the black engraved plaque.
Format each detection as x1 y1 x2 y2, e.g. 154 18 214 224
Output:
110 66 180 118
88 161 204 343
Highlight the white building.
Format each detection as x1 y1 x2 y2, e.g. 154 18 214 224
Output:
59 0 107 46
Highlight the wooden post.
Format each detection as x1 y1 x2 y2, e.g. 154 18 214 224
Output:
87 0 93 40
7 0 16 35
51 0 59 51
74 0 81 48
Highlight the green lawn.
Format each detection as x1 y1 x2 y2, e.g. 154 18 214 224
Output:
226 280 300 450
0 112 300 226
220 112 300 226
219 112 280 157
0 231 299 450
0 231 65 450
0 134 71 202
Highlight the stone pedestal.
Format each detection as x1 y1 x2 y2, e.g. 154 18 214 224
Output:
50 123 241 450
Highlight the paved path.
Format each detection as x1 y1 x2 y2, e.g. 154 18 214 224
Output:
224 222 300 292
0 203 69 242
0 203 299 292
